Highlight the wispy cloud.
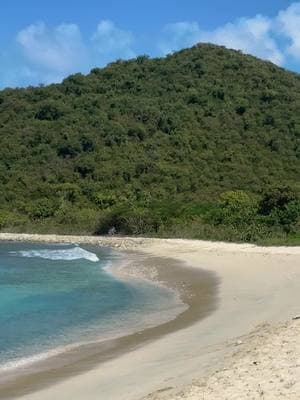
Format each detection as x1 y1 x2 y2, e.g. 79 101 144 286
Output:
3 3 300 88
3 20 135 88
17 22 87 73
277 2 300 60
158 22 202 55
15 22 88 85
92 20 135 60
159 2 300 67
201 16 284 66
159 16 284 66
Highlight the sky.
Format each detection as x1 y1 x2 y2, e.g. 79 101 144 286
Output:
1 0 300 88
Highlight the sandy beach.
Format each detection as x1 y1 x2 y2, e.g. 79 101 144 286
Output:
0 234 299 399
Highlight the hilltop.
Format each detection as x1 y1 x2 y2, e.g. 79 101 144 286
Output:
0 44 299 242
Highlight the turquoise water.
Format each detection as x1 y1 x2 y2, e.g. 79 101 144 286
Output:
0 242 181 370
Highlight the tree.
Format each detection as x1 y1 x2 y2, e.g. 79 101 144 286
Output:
259 186 300 233
259 186 298 215
35 102 63 121
28 199 56 220
0 44 299 242
211 191 258 227
93 192 117 209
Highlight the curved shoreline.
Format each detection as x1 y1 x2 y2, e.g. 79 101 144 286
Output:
1 232 300 254
0 246 219 399
1 234 300 400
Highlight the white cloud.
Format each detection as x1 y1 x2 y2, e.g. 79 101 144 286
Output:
10 20 135 87
16 22 87 73
159 22 202 55
4 3 300 88
92 20 135 59
160 15 284 65
202 16 284 65
277 2 300 60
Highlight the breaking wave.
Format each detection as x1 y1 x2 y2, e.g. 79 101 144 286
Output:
10 246 99 262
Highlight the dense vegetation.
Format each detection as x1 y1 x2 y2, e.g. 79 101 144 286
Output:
0 43 299 243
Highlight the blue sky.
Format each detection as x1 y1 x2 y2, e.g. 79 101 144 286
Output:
1 0 300 88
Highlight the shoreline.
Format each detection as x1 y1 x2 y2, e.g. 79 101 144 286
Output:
0 233 149 250
0 234 300 399
0 251 184 375
1 232 300 254
0 243 219 399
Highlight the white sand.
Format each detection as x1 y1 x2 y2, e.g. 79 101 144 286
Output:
145 320 300 399
0 234 299 400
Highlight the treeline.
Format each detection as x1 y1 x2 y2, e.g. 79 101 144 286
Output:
0 44 299 243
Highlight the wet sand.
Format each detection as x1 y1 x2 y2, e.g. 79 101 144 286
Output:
0 234 299 400
0 249 219 399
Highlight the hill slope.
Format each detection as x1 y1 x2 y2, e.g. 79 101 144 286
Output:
0 44 299 241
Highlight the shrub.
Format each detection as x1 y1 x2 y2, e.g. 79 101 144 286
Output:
208 191 258 228
28 199 56 220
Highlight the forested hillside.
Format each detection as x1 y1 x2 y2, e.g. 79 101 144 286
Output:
0 43 299 242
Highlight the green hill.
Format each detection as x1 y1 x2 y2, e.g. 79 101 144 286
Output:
0 43 299 242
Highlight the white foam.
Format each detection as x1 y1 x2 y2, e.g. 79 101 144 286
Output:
11 246 99 262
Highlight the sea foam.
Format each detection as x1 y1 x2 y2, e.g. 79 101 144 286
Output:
10 246 99 262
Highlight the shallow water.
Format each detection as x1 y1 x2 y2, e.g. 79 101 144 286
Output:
0 242 182 371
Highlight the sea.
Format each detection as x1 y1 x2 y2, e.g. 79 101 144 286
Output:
0 241 183 372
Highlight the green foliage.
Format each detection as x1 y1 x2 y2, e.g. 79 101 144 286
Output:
209 191 258 228
35 101 64 121
54 206 100 233
0 43 300 243
27 198 57 220
0 211 27 229
259 186 298 215
207 187 300 241
54 183 81 204
259 186 300 233
93 192 117 209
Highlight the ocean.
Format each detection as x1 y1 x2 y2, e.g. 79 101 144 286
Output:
0 241 182 372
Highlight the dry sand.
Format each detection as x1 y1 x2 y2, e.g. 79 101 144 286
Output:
144 319 300 400
0 234 299 400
